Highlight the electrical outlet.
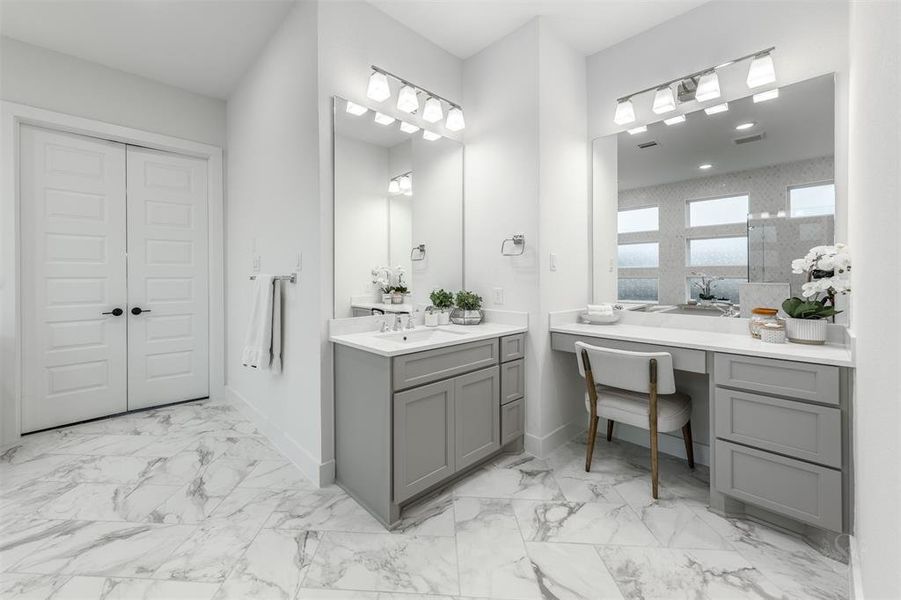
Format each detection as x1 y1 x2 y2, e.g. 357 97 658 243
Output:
493 287 504 305
252 255 261 272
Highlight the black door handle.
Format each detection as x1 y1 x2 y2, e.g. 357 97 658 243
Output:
101 308 124 316
131 307 151 315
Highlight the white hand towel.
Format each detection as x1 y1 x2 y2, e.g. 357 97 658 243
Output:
242 275 275 370
270 279 282 373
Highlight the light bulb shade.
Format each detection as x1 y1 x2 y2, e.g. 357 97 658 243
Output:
695 71 721 102
627 125 647 135
446 107 465 131
613 99 635 125
396 85 419 113
663 114 686 126
374 112 396 125
746 53 776 88
752 88 779 103
652 86 676 114
400 121 420 134
422 97 443 123
388 179 401 194
704 102 729 115
367 71 391 102
399 175 412 192
345 101 368 116
422 130 441 141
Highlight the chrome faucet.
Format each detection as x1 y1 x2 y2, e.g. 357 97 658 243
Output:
393 314 403 331
404 314 415 330
379 318 390 333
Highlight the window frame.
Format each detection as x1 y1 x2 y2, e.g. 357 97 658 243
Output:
685 193 751 229
787 180 836 218
617 205 660 234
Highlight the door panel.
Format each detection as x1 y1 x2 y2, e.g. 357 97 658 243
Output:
454 366 500 471
21 126 128 432
126 147 209 410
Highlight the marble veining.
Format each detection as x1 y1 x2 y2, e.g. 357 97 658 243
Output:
0 399 847 599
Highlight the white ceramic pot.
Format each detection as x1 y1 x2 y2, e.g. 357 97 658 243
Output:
437 310 451 325
424 311 439 327
381 293 392 304
450 308 483 326
391 293 404 305
785 318 827 345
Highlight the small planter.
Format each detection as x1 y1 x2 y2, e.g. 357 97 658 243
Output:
785 318 827 345
391 293 404 305
450 308 483 326
437 309 451 326
381 293 392 304
424 311 439 327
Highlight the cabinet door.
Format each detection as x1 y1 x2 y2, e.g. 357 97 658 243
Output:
454 366 501 471
394 379 455 503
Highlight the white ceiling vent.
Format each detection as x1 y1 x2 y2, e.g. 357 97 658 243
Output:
734 132 766 145
637 141 659 149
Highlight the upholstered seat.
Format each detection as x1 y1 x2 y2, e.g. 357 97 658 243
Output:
585 385 691 433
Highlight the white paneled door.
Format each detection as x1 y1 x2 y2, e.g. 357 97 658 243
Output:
126 147 209 410
20 126 129 431
20 127 209 432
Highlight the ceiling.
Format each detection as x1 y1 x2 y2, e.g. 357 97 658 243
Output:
0 0 295 99
366 0 708 59
617 74 836 190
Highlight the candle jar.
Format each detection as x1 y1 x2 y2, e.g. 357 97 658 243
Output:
760 321 787 344
749 307 779 339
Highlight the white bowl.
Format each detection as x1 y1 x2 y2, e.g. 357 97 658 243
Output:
581 312 619 324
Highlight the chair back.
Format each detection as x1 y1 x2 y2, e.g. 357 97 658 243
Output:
575 341 676 395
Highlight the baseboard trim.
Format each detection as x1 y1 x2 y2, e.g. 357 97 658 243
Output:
612 421 710 467
525 419 583 458
848 535 864 600
225 386 334 486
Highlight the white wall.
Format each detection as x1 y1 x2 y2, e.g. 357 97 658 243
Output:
0 37 226 147
225 1 324 481
847 1 901 598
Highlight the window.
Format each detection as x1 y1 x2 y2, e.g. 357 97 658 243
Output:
790 183 835 217
617 242 659 268
688 195 749 227
618 207 659 233
618 278 658 302
687 277 746 304
688 237 748 266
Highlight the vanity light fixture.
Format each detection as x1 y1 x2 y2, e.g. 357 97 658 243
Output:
422 130 442 141
388 172 412 195
614 99 636 125
396 85 419 113
695 71 721 102
753 88 780 103
388 179 401 194
398 174 412 192
704 103 729 115
366 70 391 102
652 86 676 114
735 121 756 130
345 101 368 116
445 107 466 132
373 112 396 126
698 163 713 170
747 51 776 88
400 121 420 134
627 125 647 135
664 115 686 125
422 97 443 123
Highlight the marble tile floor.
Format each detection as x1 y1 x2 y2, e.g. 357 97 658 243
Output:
0 399 849 600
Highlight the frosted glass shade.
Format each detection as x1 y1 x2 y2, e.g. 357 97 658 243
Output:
367 71 391 102
422 97 443 123
388 179 400 194
695 71 721 102
747 53 776 88
614 99 635 125
374 112 395 125
399 175 412 192
446 107 465 131
400 121 420 134
652 86 676 114
345 101 368 116
753 88 779 103
396 85 419 113
704 102 729 115
422 130 441 141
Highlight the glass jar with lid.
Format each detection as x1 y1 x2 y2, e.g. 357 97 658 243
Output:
749 307 779 338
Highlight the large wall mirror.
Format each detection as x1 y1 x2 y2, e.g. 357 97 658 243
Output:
593 74 836 316
333 97 464 318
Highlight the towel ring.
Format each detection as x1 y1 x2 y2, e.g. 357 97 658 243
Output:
501 234 525 256
410 243 426 261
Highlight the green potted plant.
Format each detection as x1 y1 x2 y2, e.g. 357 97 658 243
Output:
429 289 454 325
451 290 483 325
783 244 850 344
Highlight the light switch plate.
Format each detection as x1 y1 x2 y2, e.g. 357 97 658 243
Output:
550 252 558 271
493 287 504 305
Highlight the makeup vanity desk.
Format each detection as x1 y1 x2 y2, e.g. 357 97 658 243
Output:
549 309 855 540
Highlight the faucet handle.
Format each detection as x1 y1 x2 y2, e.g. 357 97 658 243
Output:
405 314 415 329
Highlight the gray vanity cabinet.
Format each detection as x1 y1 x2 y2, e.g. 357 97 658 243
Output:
454 366 500 471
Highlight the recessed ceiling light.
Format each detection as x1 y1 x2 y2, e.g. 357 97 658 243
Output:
664 115 686 126
704 103 729 115
735 122 756 131
627 125 647 135
753 88 779 103
698 163 713 170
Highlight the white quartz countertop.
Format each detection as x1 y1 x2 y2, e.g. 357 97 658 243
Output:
550 321 854 367
330 322 528 357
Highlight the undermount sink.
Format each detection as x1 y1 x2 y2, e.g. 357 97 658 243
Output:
376 327 472 344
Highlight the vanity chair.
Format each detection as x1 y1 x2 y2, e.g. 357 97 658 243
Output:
575 342 694 499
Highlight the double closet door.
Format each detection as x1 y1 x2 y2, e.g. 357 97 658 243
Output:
20 125 209 433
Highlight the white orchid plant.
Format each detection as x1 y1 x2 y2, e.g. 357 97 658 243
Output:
783 244 851 320
370 265 407 294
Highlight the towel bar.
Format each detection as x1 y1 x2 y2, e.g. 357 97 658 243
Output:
250 273 297 283
410 244 426 261
501 234 525 256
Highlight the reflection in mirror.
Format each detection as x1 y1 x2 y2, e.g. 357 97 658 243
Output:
593 74 835 316
333 97 463 318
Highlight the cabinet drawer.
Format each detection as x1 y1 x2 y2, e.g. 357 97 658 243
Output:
551 333 706 374
715 440 842 532
501 398 524 446
714 353 839 404
393 339 499 391
715 388 841 467
500 334 525 362
500 359 525 405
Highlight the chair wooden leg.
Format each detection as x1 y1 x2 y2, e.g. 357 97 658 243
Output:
585 416 600 472
649 426 659 499
606 420 614 442
682 422 695 469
